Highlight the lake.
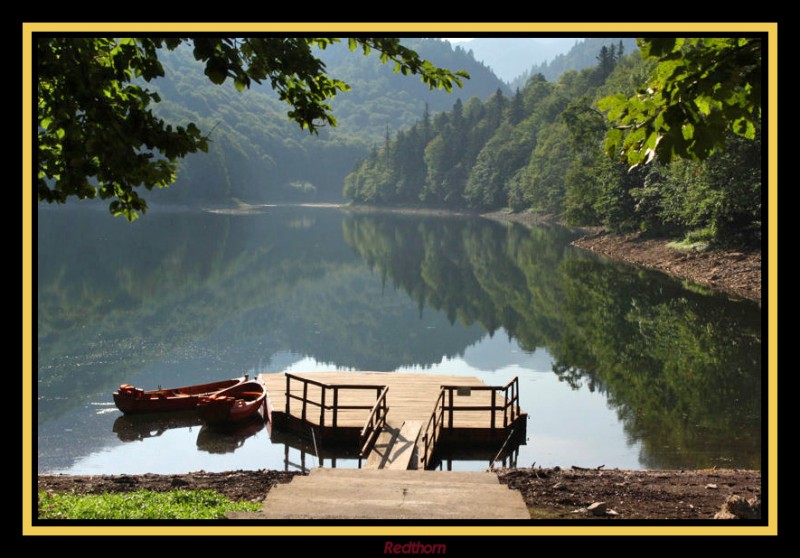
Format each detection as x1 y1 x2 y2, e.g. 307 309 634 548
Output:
36 205 762 474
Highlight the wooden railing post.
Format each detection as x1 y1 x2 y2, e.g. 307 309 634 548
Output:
511 379 516 422
491 389 496 430
510 381 514 425
333 387 339 428
301 380 308 422
447 387 453 429
285 374 290 415
503 385 509 428
320 387 326 427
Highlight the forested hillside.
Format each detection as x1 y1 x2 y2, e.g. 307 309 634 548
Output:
345 43 761 247
144 39 507 205
511 38 638 86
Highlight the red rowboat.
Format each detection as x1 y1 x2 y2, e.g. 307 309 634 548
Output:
197 380 269 426
113 375 248 415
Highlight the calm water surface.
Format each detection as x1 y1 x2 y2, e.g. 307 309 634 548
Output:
36 205 762 473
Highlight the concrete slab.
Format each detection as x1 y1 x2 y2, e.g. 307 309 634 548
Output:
228 468 530 520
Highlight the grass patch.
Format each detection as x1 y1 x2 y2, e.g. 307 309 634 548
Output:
668 227 715 252
38 489 260 520
667 239 709 252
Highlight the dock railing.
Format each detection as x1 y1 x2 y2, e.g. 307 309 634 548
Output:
357 386 389 459
284 372 388 433
420 388 446 470
420 377 520 469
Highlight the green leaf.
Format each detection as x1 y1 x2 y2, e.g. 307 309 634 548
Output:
643 38 678 58
733 117 756 140
695 96 712 116
204 57 228 85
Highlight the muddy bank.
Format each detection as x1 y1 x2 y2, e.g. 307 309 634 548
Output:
573 232 761 303
481 211 762 304
37 467 760 520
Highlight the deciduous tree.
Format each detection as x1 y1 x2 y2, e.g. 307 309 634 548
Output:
37 37 468 220
599 37 761 167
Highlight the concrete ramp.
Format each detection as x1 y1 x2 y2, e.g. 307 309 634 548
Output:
365 420 422 470
227 468 530 520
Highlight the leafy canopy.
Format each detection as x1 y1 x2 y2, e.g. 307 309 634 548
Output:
599 37 761 167
37 37 469 220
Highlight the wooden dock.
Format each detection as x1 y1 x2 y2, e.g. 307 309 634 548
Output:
259 371 527 470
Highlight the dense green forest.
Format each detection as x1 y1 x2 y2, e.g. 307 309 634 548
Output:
139 39 507 206
345 42 761 246
511 37 638 86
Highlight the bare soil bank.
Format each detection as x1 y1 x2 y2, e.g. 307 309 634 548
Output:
572 231 761 303
496 467 761 520
480 210 762 304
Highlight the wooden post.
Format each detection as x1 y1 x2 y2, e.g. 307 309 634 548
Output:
301 380 308 421
333 387 339 428
508 378 516 423
491 389 496 430
285 374 290 415
320 387 326 426
503 385 509 428
447 388 453 429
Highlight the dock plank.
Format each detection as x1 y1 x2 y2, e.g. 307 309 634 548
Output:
385 420 422 470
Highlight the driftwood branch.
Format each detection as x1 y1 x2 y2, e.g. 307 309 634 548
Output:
571 464 605 471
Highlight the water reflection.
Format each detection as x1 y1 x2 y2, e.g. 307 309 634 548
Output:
270 428 361 473
37 207 762 472
112 412 203 443
196 419 267 454
342 213 762 469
